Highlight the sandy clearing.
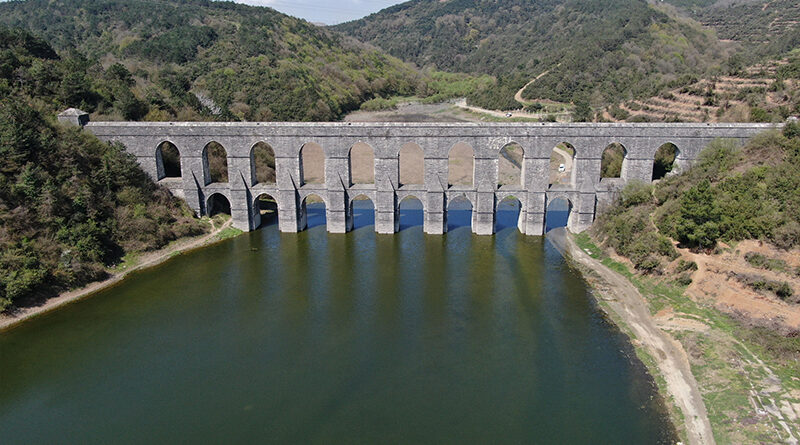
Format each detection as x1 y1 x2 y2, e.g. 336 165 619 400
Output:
682 241 800 329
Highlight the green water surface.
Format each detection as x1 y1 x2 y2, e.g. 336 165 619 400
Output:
0 202 676 443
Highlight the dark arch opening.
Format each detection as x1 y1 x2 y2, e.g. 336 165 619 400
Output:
350 195 375 230
652 143 678 180
498 142 524 187
600 143 626 179
349 142 375 185
549 142 575 187
448 142 475 187
496 196 522 233
300 143 324 185
545 197 572 232
398 195 424 230
204 141 228 184
447 195 473 231
251 142 276 185
303 194 326 229
399 143 424 186
156 141 181 180
207 193 231 218
254 193 278 229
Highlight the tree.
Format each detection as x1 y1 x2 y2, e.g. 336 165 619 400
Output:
674 179 720 249
572 97 592 122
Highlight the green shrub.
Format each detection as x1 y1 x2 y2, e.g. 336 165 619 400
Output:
784 121 800 139
619 181 653 208
359 97 398 112
676 259 698 272
676 272 693 286
750 107 772 123
671 179 721 249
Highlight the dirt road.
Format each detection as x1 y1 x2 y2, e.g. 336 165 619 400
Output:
548 228 715 445
513 68 555 105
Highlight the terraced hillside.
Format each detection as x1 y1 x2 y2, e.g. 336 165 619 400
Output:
603 54 800 122
679 0 800 48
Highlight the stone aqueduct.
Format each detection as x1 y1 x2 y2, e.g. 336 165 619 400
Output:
80 119 773 235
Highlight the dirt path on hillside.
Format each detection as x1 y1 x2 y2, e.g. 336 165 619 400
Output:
548 228 715 445
514 68 555 105
0 219 233 332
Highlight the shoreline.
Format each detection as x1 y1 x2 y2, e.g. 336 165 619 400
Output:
547 228 714 445
0 220 237 333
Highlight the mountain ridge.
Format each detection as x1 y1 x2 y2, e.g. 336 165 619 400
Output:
335 0 739 111
0 0 427 121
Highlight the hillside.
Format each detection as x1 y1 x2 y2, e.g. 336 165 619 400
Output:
665 0 800 55
0 27 214 312
603 51 800 122
0 0 426 121
335 0 733 112
0 97 209 311
595 122 800 278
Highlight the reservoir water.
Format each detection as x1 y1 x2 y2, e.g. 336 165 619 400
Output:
0 201 676 443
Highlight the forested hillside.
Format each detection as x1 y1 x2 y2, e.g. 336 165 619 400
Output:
595 122 800 273
336 0 733 111
665 0 800 57
0 26 212 311
0 99 208 311
0 0 426 121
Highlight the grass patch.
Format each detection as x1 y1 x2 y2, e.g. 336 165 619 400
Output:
215 227 243 241
110 252 141 273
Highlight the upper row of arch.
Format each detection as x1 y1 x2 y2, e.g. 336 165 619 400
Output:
156 139 683 160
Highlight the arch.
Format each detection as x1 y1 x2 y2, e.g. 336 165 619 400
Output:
600 143 627 179
398 142 424 186
349 142 375 185
496 195 523 232
448 142 475 187
302 193 326 229
300 142 324 185
545 196 573 232
253 193 278 229
398 195 424 230
652 142 679 180
498 142 524 186
446 194 473 231
251 142 276 185
206 193 231 217
549 142 575 187
349 194 375 230
155 141 181 180
203 141 228 184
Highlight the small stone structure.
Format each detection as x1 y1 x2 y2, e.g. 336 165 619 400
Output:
83 118 776 235
57 108 90 127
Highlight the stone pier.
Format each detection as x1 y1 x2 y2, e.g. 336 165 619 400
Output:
82 120 775 235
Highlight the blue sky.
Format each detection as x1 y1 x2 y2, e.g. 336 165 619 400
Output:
234 0 404 25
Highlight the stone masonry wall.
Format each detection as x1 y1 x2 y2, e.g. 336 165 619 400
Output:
85 121 777 235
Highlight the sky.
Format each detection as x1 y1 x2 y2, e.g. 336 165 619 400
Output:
234 0 405 25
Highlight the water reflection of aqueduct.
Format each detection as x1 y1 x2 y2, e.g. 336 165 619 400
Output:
85 121 772 235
